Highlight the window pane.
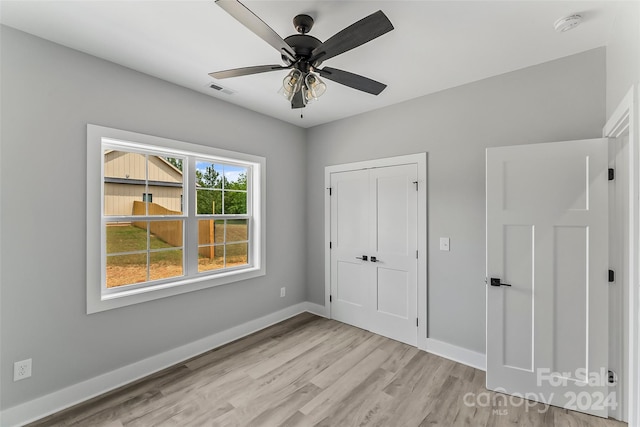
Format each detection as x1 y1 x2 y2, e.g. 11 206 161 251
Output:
198 220 224 245
224 166 248 191
196 161 222 189
106 222 148 254
148 220 183 250
150 250 183 281
215 220 225 243
226 219 248 242
104 150 184 216
226 243 248 267
148 156 184 214
145 193 183 215
197 189 222 214
224 191 247 214
106 253 147 288
104 152 148 216
198 245 225 272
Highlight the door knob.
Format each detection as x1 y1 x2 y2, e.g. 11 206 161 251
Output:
356 255 368 261
490 278 511 287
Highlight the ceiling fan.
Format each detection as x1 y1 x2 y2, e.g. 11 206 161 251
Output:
209 0 394 109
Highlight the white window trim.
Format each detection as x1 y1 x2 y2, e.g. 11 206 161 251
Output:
87 124 266 314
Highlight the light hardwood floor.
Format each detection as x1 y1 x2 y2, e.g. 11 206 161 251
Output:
29 313 627 426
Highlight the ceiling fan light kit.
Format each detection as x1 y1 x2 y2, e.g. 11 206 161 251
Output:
281 69 303 101
210 0 394 109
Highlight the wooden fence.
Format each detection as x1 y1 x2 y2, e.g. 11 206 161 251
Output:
132 201 216 259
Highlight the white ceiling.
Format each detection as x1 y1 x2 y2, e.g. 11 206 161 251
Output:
0 1 622 128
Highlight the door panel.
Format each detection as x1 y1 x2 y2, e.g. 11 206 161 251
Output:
503 224 534 372
376 267 409 318
503 153 589 212
336 175 369 250
554 226 588 376
487 138 609 417
336 261 366 306
376 174 410 255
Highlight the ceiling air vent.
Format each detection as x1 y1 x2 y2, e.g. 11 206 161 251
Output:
208 82 234 95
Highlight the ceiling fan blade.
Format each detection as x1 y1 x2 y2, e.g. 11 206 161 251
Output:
216 0 296 61
209 64 289 79
318 67 387 95
309 10 393 65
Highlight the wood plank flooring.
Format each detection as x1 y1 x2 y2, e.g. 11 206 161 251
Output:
29 313 628 426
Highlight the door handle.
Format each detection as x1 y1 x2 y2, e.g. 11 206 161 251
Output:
356 255 368 261
490 278 511 287
370 256 379 263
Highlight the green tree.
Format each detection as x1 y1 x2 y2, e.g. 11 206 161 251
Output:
197 165 221 188
164 157 183 171
196 165 221 214
223 172 247 214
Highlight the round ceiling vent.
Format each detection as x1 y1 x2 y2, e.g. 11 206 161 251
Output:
554 14 583 32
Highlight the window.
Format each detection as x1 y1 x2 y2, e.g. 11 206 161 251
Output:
87 125 265 313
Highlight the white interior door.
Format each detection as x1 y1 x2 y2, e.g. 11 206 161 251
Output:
330 163 418 345
486 138 610 417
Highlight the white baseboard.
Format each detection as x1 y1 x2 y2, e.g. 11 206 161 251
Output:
304 302 327 318
1 302 316 427
423 338 486 371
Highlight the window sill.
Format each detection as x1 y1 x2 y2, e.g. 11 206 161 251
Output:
88 266 265 314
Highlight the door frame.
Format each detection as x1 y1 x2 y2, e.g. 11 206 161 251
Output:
324 153 428 344
603 85 637 423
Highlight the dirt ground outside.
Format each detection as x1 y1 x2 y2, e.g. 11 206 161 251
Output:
106 256 248 288
106 223 248 288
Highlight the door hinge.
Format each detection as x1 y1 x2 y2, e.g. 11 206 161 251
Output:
329 295 332 303
412 180 419 191
329 241 332 249
416 250 418 259
609 168 615 181
416 318 419 327
608 369 617 384
327 187 332 196
609 269 615 283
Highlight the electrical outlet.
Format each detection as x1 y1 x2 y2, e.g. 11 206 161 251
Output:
440 237 450 251
14 358 32 381
280 287 286 297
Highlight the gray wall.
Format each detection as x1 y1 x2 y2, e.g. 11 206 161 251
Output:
0 26 306 409
606 1 639 118
306 48 606 354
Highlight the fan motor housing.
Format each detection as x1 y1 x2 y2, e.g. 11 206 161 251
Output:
284 35 322 58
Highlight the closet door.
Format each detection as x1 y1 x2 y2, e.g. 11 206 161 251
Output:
330 164 418 345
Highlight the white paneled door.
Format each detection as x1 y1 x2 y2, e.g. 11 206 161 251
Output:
330 164 418 346
486 138 611 417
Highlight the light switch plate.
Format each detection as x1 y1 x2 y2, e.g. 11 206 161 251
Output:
440 237 450 251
